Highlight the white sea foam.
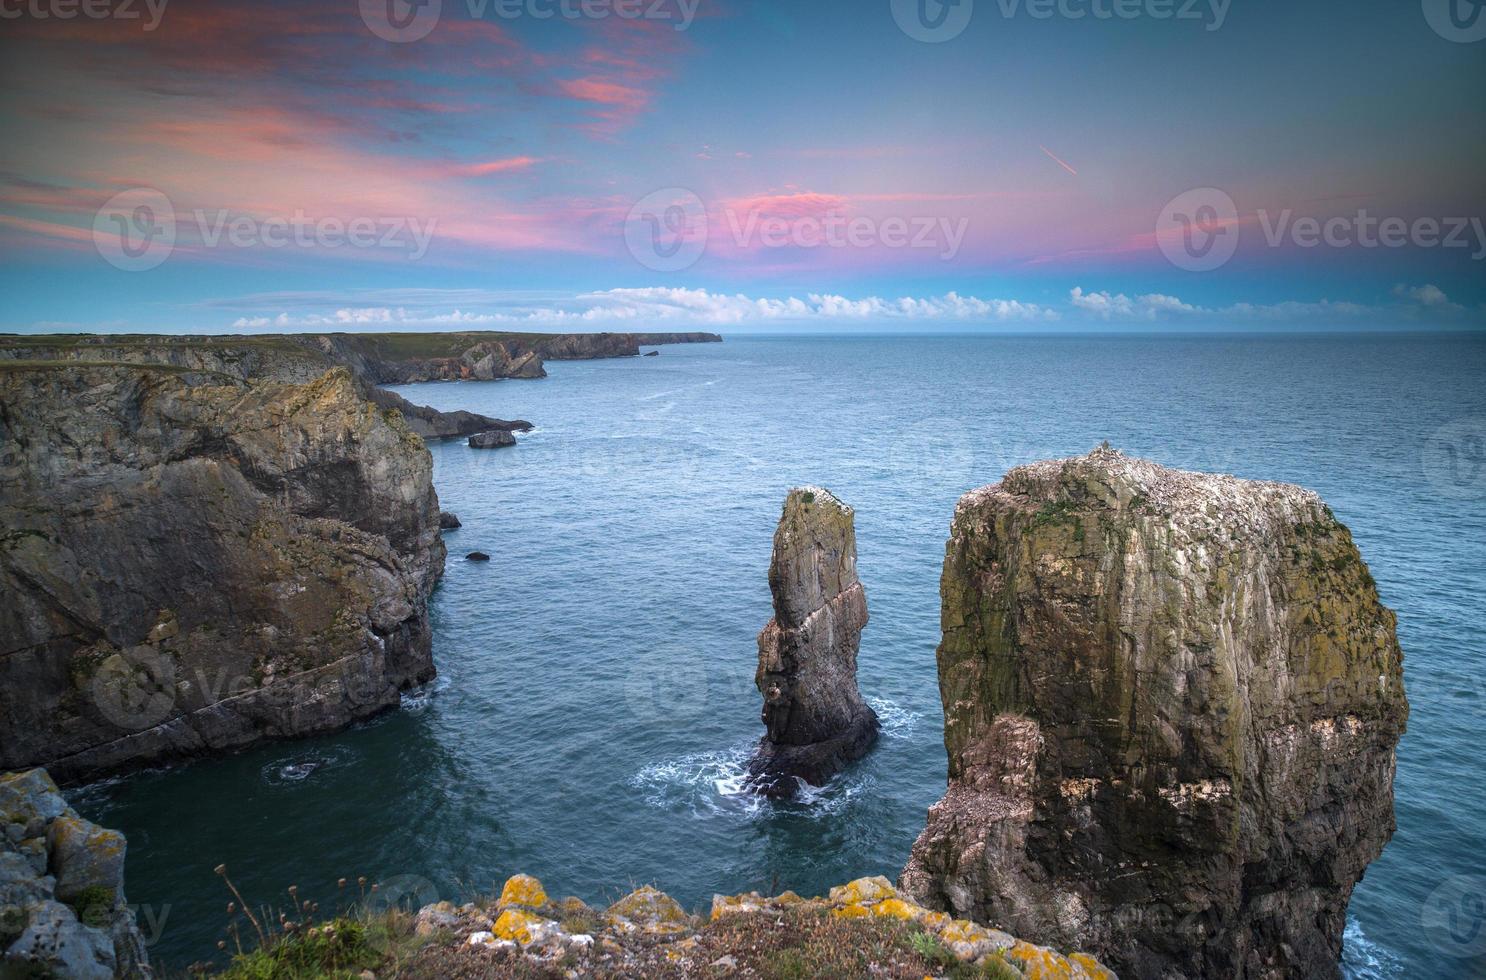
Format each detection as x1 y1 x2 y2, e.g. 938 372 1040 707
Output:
867 696 920 739
1340 917 1404 980
631 740 877 819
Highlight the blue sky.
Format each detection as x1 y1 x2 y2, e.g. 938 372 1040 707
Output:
1 0 1482 332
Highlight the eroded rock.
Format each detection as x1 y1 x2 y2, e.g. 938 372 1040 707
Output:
900 446 1408 979
747 488 879 797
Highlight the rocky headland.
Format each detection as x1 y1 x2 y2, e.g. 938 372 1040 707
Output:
899 446 1408 979
0 365 444 783
0 330 719 440
747 488 880 798
0 330 719 783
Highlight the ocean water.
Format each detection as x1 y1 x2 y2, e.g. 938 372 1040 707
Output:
68 333 1486 976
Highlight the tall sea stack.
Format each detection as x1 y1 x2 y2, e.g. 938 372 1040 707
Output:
747 487 879 797
899 447 1408 979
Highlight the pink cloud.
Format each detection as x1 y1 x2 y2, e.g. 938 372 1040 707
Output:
453 156 542 177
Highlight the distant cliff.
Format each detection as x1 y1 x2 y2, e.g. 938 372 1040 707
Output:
900 447 1408 979
0 330 721 437
0 365 444 782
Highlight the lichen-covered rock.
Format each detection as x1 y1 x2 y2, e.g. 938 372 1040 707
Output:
0 366 444 781
747 487 879 796
0 768 150 978
496 874 548 911
900 447 1408 979
413 872 1111 977
605 885 693 937
47 814 126 906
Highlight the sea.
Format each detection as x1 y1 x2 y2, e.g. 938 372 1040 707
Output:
69 332 1486 976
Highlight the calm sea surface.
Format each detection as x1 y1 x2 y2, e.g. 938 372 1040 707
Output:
70 333 1486 976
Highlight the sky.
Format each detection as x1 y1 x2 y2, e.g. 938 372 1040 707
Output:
1 0 1483 333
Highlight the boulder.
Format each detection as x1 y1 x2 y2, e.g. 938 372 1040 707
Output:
439 512 462 530
747 488 879 797
466 552 491 563
468 430 517 450
899 446 1408 979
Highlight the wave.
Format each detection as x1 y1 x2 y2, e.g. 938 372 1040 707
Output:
867 696 920 740
630 739 879 820
1341 917 1404 980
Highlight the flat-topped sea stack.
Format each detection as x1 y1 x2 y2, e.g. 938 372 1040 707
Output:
747 488 879 797
899 446 1408 979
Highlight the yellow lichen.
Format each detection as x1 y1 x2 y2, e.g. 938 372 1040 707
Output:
491 908 547 946
1069 952 1116 979
496 874 548 910
1008 940 1076 980
830 903 870 919
828 876 896 906
870 897 924 921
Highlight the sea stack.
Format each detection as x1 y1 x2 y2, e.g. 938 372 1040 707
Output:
747 487 879 798
899 446 1408 979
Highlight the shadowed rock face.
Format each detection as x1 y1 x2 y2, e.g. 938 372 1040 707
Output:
0 365 444 782
747 488 879 797
899 447 1408 980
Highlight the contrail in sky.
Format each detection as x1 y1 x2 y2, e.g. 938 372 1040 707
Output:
1039 145 1078 176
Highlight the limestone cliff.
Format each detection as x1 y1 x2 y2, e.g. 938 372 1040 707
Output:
1 769 150 979
747 488 879 797
0 365 443 782
899 446 1407 979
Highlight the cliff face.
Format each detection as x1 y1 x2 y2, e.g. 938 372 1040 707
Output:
1 769 150 979
747 488 879 797
900 447 1407 979
0 365 444 782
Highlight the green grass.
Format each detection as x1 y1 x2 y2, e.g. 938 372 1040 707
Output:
216 918 384 980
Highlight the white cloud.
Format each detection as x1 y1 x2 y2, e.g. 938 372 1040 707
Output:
1391 283 1460 310
214 283 1479 332
1069 287 1198 319
231 288 1059 329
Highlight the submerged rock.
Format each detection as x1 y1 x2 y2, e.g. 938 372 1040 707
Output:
643 350 660 357
468 430 517 450
746 487 879 797
466 552 491 562
899 446 1408 979
0 769 150 979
